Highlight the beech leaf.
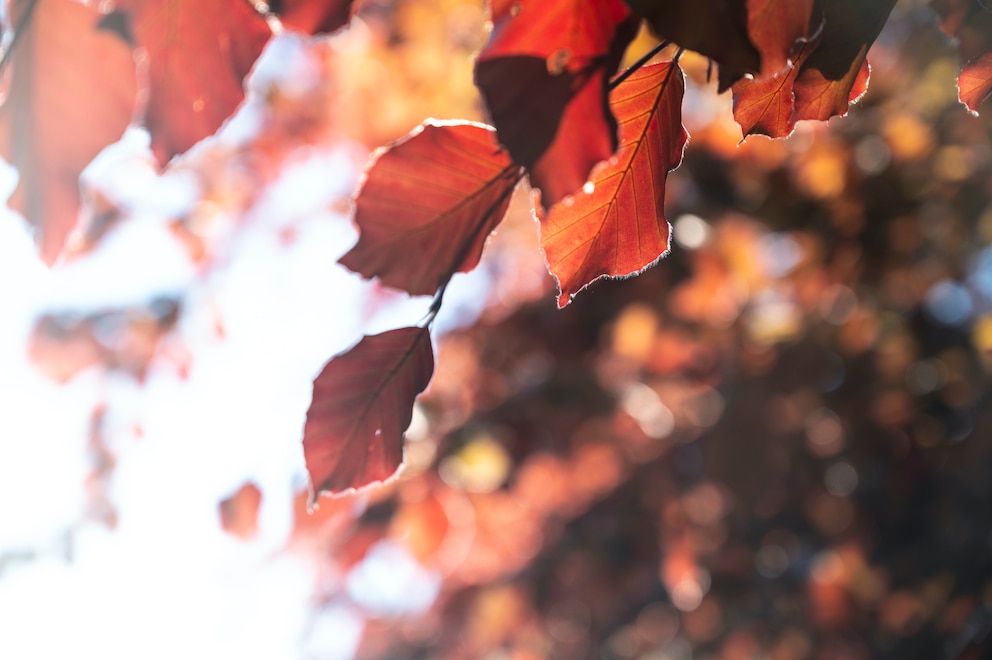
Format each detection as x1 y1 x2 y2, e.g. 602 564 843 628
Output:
930 0 992 113
959 51 992 111
475 0 638 207
746 0 818 79
340 121 521 296
733 0 895 138
303 327 434 499
114 0 272 166
790 0 894 121
626 0 758 90
539 62 687 308
0 0 138 264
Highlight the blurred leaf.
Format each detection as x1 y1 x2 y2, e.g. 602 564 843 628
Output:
0 0 138 264
115 0 272 165
270 0 355 35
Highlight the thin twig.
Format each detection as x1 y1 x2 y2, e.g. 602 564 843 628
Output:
609 40 670 91
422 165 526 328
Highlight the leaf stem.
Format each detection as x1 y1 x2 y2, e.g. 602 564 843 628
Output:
609 40 671 91
422 165 525 329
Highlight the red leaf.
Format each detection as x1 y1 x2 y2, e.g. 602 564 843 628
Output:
115 0 272 166
219 482 262 540
303 327 434 498
793 55 871 123
538 62 687 308
475 0 637 207
929 0 992 113
270 0 355 35
959 51 992 111
626 0 759 89
339 121 521 296
732 0 894 138
746 0 818 79
0 0 138 264
790 0 893 120
732 34 822 138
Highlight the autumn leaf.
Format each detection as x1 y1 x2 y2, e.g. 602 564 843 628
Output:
930 0 992 112
304 327 434 499
539 61 687 308
114 0 272 166
269 0 355 35
733 0 895 138
625 0 758 89
732 35 820 138
0 0 138 264
339 121 521 296
959 51 992 111
475 0 638 207
746 0 818 79
788 0 893 124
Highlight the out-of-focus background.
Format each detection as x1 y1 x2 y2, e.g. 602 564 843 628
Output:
2 1 992 658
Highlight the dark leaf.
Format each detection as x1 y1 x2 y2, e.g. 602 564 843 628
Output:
303 327 434 499
475 0 637 207
269 0 356 35
626 0 759 89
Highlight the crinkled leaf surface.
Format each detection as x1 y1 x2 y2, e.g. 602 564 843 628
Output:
0 0 138 264
304 327 434 498
269 0 355 35
733 0 895 138
115 0 272 166
539 62 687 308
475 0 637 207
626 0 758 89
340 122 521 296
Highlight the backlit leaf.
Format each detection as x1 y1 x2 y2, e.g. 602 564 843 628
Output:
626 0 758 89
539 62 687 308
269 0 355 35
340 121 521 296
115 0 272 165
791 0 894 119
475 0 637 207
930 0 992 112
0 0 138 264
732 37 818 138
959 51 992 111
304 327 434 499
746 0 818 79
733 0 895 138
